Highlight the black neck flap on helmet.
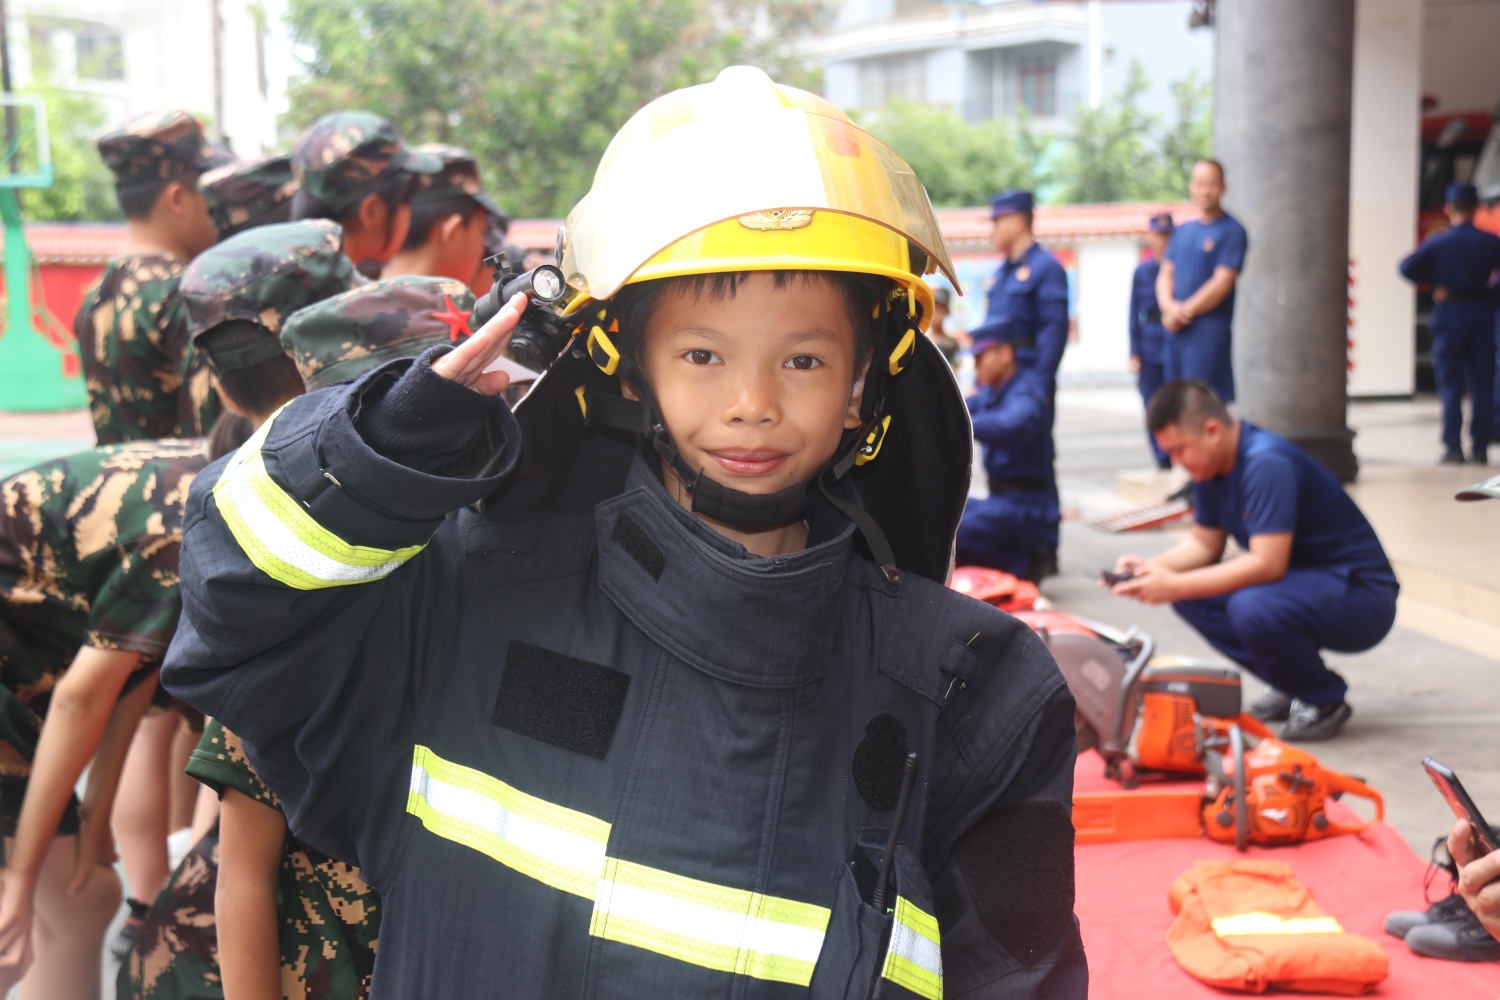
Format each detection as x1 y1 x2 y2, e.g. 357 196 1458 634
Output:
481 280 974 586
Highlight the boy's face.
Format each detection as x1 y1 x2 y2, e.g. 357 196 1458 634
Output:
635 273 866 501
973 342 1014 387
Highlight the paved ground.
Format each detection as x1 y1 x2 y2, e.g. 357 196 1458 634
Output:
1048 386 1500 856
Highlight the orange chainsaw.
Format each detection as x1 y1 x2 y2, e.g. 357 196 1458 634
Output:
1203 724 1384 850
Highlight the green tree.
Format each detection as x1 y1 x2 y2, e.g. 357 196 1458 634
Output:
1058 58 1160 203
284 0 834 218
1156 69 1214 197
17 80 118 222
855 101 1049 208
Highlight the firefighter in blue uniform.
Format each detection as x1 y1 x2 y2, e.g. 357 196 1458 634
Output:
956 320 1058 581
161 69 1086 1000
981 190 1070 382
1156 160 1246 403
1130 212 1174 468
1399 182 1500 465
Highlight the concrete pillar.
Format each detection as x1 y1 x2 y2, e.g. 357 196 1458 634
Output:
1214 0 1360 481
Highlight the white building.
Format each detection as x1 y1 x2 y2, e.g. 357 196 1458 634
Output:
4 0 293 156
810 0 1214 125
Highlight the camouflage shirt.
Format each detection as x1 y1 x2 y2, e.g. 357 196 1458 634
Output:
187 720 381 1000
74 253 202 444
0 440 205 772
117 823 223 1000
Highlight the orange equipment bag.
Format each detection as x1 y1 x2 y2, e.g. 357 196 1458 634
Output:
1203 728 1383 850
1167 860 1388 994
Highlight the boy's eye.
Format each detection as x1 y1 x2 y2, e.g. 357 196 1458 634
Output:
785 355 822 370
685 350 721 366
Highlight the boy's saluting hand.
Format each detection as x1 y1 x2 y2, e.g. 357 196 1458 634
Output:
431 292 529 395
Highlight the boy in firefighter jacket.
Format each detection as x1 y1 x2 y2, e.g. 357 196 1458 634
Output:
163 68 1086 999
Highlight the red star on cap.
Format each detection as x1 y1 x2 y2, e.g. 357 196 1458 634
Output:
430 296 472 342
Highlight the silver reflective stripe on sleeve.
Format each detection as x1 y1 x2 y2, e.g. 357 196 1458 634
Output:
882 894 943 999
212 411 426 590
406 745 832 987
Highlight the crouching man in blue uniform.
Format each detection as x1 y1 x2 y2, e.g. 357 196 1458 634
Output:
955 320 1059 581
1108 380 1398 743
161 68 1087 999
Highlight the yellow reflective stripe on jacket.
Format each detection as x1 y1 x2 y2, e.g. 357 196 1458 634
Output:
589 856 831 987
882 894 943 999
1211 912 1344 937
406 746 833 987
212 414 425 591
407 745 610 899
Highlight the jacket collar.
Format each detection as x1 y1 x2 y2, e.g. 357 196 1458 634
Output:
595 453 854 688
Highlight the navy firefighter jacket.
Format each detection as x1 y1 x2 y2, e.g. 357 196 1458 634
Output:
163 353 1086 1000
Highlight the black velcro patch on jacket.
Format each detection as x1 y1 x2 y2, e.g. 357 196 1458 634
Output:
492 641 630 759
612 512 665 580
852 713 910 810
953 800 1075 966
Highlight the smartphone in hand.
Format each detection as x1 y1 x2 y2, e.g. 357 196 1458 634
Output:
1423 758 1500 854
1100 568 1136 588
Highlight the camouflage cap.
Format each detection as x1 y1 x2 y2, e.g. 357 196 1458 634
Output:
179 220 357 370
293 111 442 214
411 143 507 222
97 110 216 186
201 155 298 240
281 274 475 389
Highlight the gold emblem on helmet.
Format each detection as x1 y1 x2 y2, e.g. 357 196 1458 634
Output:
738 209 815 231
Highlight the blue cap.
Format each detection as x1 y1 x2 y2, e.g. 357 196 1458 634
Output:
990 189 1034 218
1148 212 1175 233
966 320 1025 355
1447 182 1479 205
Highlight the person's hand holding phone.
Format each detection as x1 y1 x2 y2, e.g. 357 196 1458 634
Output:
1449 819 1500 943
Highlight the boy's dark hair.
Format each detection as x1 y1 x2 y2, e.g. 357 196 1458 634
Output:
1018 210 1034 229
1147 378 1230 433
206 409 254 461
115 173 202 221
291 168 420 223
610 270 884 379
404 194 485 250
198 319 305 416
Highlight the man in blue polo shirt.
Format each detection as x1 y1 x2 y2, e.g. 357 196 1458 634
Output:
1130 211 1175 468
1398 182 1500 465
956 319 1059 580
981 189 1070 382
1157 161 1247 402
1108 380 1398 742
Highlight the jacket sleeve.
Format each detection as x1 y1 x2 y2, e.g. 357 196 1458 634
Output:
968 376 1049 449
927 617 1088 998
162 349 520 878
1398 239 1433 283
1033 264 1071 380
1127 268 1145 359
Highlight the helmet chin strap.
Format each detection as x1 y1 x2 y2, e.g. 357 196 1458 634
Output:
575 290 920 578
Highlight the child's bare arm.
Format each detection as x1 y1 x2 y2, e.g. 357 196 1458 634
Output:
217 787 287 1000
69 669 160 893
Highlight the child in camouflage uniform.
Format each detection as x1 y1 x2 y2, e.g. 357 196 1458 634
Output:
75 110 221 445
122 273 474 1000
290 112 440 274
0 436 208 998
383 144 506 290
